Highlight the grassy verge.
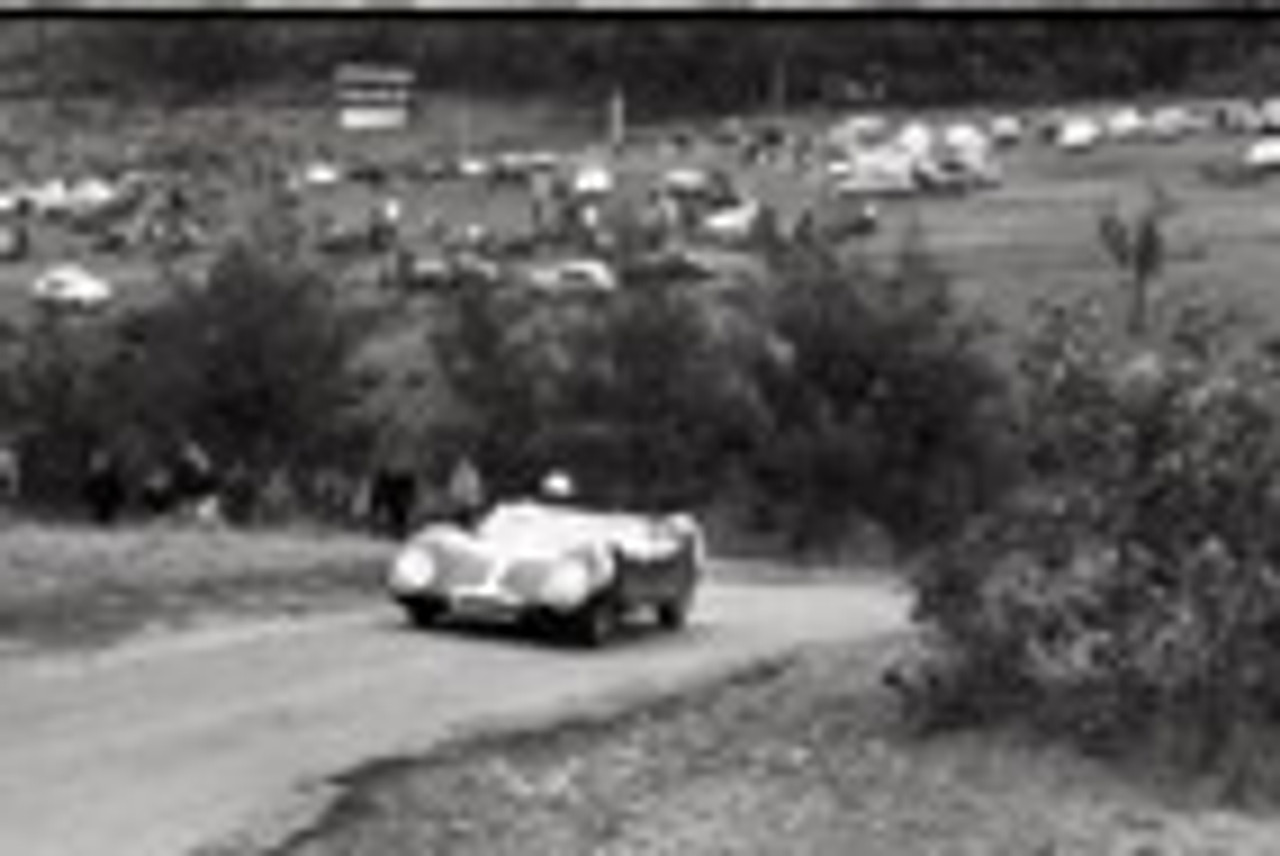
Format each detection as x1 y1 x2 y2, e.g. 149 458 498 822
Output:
0 521 393 653
243 636 1280 856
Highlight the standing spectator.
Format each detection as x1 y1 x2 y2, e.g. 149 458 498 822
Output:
0 444 20 506
220 462 258 525
260 468 298 523
369 464 417 539
140 464 174 516
447 456 486 529
172 439 218 513
83 448 125 526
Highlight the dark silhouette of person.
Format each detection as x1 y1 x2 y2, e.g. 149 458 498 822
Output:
84 448 125 525
172 440 219 513
369 465 417 539
446 457 486 529
140 465 174 516
220 463 258 526
0 445 20 506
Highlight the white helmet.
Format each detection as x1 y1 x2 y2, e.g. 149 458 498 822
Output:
541 470 575 500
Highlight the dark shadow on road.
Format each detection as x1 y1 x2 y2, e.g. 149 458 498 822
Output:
382 608 713 654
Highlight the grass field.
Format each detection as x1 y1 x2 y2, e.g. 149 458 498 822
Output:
0 521 393 653
1 95 1273 342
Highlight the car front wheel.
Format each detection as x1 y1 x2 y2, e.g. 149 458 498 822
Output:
401 597 448 629
568 596 620 648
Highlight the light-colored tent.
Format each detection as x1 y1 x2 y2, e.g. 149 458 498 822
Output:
702 198 763 241
1056 116 1103 152
526 258 618 294
895 121 936 160
832 146 920 196
293 160 344 190
660 167 714 194
570 163 615 197
1105 107 1146 141
1260 99 1280 132
988 115 1024 146
935 124 1001 186
942 122 988 154
828 114 891 150
1244 137 1280 171
1148 105 1196 141
31 264 113 309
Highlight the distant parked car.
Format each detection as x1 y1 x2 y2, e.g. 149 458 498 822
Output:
387 494 704 646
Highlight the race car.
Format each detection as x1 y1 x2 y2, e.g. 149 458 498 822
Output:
387 497 704 646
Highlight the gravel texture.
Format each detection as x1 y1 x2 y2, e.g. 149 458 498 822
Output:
252 638 1280 856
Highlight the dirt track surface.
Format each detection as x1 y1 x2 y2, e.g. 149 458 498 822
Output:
0 578 907 856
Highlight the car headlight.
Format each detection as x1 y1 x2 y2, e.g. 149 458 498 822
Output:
388 548 436 595
538 555 596 609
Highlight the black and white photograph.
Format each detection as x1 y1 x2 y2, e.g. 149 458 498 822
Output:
5 13 1280 856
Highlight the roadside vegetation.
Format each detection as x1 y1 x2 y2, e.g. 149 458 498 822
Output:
0 523 390 654
11 22 1280 844
244 642 1280 856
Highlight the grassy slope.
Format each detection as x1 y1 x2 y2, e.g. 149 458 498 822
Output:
0 522 393 652
244 639 1280 856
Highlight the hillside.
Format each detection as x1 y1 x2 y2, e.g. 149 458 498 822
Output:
0 19 1277 112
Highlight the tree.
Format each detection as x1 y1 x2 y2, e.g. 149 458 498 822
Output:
1 307 122 506
119 239 364 481
753 229 1011 554
905 204 1280 791
433 256 777 506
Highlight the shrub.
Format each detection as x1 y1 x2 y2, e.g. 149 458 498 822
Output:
751 227 1013 555
432 257 777 506
907 198 1280 775
119 240 365 479
1 308 123 506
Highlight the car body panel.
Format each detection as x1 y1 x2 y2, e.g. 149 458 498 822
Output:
388 500 702 627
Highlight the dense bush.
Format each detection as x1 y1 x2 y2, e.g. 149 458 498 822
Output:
905 200 1280 775
433 231 1011 553
0 308 122 505
432 258 778 507
0 234 365 511
750 231 1013 555
119 240 365 478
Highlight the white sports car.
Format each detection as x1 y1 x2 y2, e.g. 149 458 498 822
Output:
387 500 704 646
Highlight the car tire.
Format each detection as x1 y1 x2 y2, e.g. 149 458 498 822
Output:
402 597 447 629
656 594 691 631
568 596 620 648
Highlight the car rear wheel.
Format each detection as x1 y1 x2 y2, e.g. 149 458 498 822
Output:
402 597 448 629
656 594 691 631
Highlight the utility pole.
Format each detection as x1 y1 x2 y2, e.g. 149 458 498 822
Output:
455 97 472 159
770 49 789 117
607 86 627 153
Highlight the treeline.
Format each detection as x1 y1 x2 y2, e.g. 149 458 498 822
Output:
8 19 1280 112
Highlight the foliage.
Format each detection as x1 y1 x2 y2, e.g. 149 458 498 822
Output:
752 229 1012 554
0 232 365 511
0 309 122 504
12 20 1280 112
432 259 778 507
120 239 364 477
906 201 1280 773
433 229 1010 551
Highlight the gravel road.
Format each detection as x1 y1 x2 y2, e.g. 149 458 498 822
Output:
0 578 907 856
